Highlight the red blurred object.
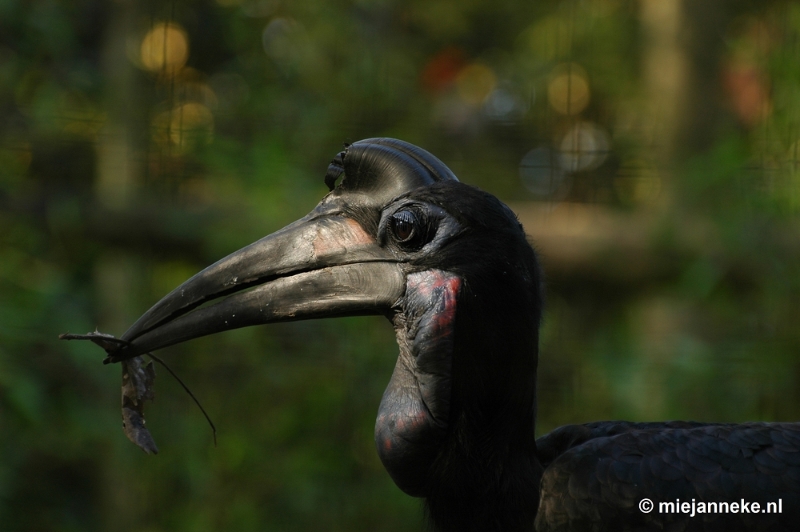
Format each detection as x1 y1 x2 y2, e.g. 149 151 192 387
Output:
722 59 771 127
421 47 466 94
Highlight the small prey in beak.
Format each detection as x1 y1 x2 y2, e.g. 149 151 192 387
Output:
60 138 457 456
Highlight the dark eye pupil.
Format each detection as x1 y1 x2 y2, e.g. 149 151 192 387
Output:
392 211 416 242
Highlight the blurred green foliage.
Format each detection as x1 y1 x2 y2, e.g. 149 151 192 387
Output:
2 0 800 530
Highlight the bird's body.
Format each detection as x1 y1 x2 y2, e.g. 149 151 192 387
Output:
95 139 800 531
536 421 800 531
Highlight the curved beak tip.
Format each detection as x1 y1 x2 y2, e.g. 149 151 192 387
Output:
112 213 406 358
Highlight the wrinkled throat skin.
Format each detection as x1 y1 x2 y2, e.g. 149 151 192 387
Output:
376 269 461 497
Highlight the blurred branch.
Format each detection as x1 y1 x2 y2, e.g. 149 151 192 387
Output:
0 190 216 262
512 201 800 287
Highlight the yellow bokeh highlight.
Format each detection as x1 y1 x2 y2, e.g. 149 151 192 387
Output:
141 23 189 74
548 63 590 115
456 63 497 106
174 68 220 110
153 103 214 152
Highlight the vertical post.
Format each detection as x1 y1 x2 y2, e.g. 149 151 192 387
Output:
94 3 147 527
640 0 686 167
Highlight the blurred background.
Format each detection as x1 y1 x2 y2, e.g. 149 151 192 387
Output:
2 0 800 530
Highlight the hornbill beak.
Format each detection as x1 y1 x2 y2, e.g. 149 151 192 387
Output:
107 209 405 362
88 138 473 495
105 138 457 362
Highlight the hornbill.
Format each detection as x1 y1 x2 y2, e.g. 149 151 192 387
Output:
101 138 800 531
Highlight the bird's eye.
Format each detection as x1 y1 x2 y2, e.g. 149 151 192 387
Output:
387 207 436 250
391 210 417 243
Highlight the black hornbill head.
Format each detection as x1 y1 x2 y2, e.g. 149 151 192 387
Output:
110 138 543 504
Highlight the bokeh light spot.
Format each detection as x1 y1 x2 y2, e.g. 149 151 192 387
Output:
483 82 529 122
548 63 590 115
456 63 497 106
140 23 189 74
722 46 771 127
421 47 466 93
262 17 297 61
153 102 214 152
519 146 571 199
559 122 610 173
174 68 220 110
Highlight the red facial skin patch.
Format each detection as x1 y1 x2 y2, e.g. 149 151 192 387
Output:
375 269 462 497
406 271 461 345
312 217 374 258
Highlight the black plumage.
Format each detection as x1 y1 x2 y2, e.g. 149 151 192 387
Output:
536 422 800 531
96 139 800 531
